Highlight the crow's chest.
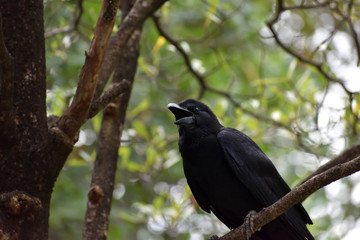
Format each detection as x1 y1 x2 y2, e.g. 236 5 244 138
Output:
180 135 234 187
179 134 260 227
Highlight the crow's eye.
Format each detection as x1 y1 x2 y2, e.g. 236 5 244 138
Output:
188 106 200 113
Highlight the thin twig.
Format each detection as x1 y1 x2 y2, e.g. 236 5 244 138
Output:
74 0 84 31
88 80 131 118
152 15 207 98
283 0 330 10
266 0 352 95
266 0 358 134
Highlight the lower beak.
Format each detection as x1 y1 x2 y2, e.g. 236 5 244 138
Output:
174 116 194 125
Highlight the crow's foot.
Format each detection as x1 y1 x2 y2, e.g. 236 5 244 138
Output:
242 210 259 240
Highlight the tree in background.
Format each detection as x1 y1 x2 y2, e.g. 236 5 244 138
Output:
1 0 359 240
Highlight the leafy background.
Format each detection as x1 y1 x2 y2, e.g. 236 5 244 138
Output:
44 0 359 239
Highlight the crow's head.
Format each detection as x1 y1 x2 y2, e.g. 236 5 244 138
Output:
168 99 222 134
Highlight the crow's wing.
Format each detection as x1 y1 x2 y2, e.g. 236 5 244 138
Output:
217 128 313 225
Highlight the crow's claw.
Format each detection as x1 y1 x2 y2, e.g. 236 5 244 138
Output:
241 210 259 240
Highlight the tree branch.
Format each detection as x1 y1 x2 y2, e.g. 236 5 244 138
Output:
73 0 84 31
0 11 16 146
45 0 84 38
93 0 168 100
331 0 360 66
57 0 120 140
301 143 360 184
82 21 141 240
265 0 359 136
215 151 360 240
88 80 131 119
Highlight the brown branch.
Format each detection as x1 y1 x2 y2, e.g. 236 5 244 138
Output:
301 143 360 184
45 26 73 38
0 12 16 147
93 0 168 100
82 25 141 240
283 0 330 10
74 0 84 31
57 0 120 140
88 80 131 118
215 153 360 240
83 2 166 235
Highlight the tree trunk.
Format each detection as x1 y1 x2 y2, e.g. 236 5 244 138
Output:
0 1 60 239
0 0 165 238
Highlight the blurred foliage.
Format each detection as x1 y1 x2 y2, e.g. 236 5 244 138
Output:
45 0 360 240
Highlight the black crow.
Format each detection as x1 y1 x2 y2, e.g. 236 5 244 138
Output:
168 99 314 240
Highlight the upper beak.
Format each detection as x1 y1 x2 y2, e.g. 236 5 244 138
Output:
167 103 194 125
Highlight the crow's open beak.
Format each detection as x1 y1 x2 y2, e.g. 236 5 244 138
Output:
168 103 194 125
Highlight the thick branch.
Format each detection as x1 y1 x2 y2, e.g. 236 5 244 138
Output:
93 0 168 100
57 0 120 140
216 152 360 240
0 11 15 146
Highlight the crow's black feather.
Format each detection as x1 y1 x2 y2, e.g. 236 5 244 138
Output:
168 99 314 240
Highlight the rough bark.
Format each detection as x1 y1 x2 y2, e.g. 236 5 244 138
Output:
0 11 15 147
0 0 166 237
0 1 49 239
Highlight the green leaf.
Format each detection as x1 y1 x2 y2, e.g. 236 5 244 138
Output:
128 99 150 118
119 146 131 169
132 120 150 140
145 146 157 169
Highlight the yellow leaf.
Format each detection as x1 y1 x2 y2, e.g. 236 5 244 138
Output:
152 36 166 55
353 99 360 116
